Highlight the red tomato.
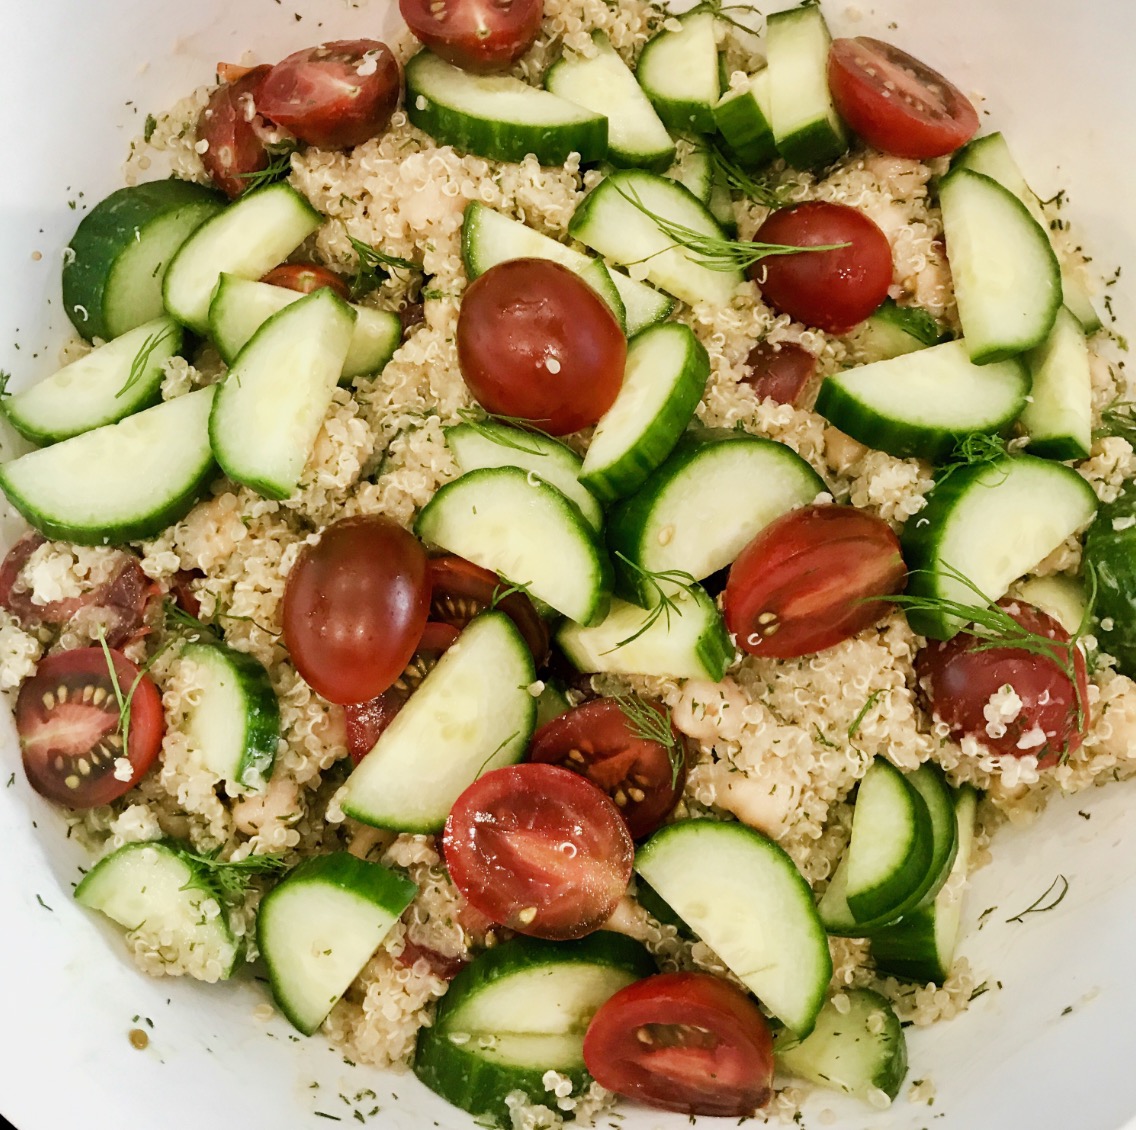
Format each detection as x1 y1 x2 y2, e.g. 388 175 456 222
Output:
16 648 164 809
725 505 906 660
751 202 893 334
528 697 687 840
399 0 543 73
395 938 466 980
583 972 775 1118
281 515 431 705
916 601 1088 767
828 37 980 160
216 62 258 84
197 65 273 199
257 40 401 149
169 569 204 621
399 300 426 336
742 340 817 406
443 762 634 940
261 262 350 300
456 259 626 436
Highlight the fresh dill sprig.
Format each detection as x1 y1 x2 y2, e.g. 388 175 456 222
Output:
455 407 554 456
702 141 790 209
848 689 884 742
174 846 288 902
935 432 1010 482
0 370 11 399
606 554 699 650
1005 874 1069 924
347 234 420 300
164 598 213 637
612 693 686 787
684 0 763 35
1094 399 1136 446
472 731 521 779
238 145 298 194
489 579 533 609
118 323 176 399
95 629 173 755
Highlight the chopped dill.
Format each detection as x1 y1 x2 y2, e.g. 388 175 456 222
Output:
143 113 158 143
613 693 686 787
455 407 555 456
1095 399 1136 447
702 141 790 209
347 234 420 300
174 846 288 902
606 554 699 650
848 689 884 742
118 323 177 398
237 145 298 194
1005 874 1069 923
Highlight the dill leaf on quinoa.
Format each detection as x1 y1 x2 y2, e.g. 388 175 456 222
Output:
237 145 298 194
347 234 420 299
173 846 288 902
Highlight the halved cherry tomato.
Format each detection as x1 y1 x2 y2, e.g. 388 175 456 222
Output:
216 62 258 84
742 340 817 406
261 262 350 300
751 202 893 334
281 515 431 705
528 697 687 840
443 762 633 940
399 0 543 73
724 505 906 659
583 972 775 1117
168 569 204 621
395 938 465 980
917 601 1088 767
16 648 164 809
828 37 980 160
456 259 626 436
197 65 273 199
257 40 401 149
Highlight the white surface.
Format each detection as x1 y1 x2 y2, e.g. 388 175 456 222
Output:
3 2 1136 1129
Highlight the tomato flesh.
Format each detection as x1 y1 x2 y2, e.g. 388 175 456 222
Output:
261 262 350 300
443 762 633 940
583 972 774 1117
828 37 980 160
399 0 543 73
751 202 893 334
742 340 817 406
725 505 906 660
197 65 273 199
456 259 626 436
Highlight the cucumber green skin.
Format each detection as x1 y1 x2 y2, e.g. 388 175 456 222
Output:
534 680 571 728
1084 485 1136 678
634 877 694 939
776 118 847 172
635 31 718 135
1024 434 1091 462
867 907 947 983
62 180 225 341
906 764 959 912
871 298 947 347
712 92 776 169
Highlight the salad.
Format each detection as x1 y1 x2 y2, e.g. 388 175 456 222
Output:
2 0 1135 1126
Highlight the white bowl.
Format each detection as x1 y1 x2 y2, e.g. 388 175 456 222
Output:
2 2 1135 1129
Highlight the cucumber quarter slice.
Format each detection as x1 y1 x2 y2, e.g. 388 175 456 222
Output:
3 316 181 444
209 287 356 500
341 611 536 833
0 386 216 545
901 455 1098 640
844 297 945 364
713 68 776 169
1016 573 1087 637
635 12 721 135
406 51 607 166
1020 306 1093 461
75 842 239 982
63 180 224 341
257 852 417 1035
814 339 1029 463
665 141 712 204
938 168 1061 364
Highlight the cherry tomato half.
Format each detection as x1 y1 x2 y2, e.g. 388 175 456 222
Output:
17 648 164 809
528 697 687 841
456 259 626 436
399 0 543 73
751 202 893 335
583 972 775 1118
257 40 401 149
828 37 980 160
197 65 273 199
281 515 431 705
725 505 906 660
261 262 351 300
443 762 634 940
916 601 1088 767
742 340 817 406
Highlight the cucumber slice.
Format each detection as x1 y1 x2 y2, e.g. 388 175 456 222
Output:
445 420 603 532
665 142 712 203
405 51 607 166
534 679 572 728
2 316 181 444
635 819 831 1036
569 169 743 308
163 182 322 334
901 455 1098 639
707 166 738 237
844 298 945 363
938 168 1061 364
635 12 721 135
181 640 280 791
341 611 536 833
208 274 401 381
1020 306 1093 461
775 989 907 1101
556 587 733 681
1083 484 1136 676
75 841 239 981
414 933 653 1128
62 180 224 341
766 2 848 169
606 430 826 604
257 852 417 1035
576 260 627 332
0 386 215 545
545 32 674 171
209 287 356 500
580 322 709 502
814 339 1029 462
713 68 776 169
1016 573 1087 636
415 468 613 625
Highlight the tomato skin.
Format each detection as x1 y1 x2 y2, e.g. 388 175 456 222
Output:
456 259 626 436
828 37 980 160
742 340 817 406
528 697 687 840
197 65 273 199
443 762 634 940
725 505 906 660
917 601 1088 767
17 648 164 809
583 972 774 1117
399 0 543 73
751 202 893 334
281 515 431 705
261 262 350 300
257 40 401 149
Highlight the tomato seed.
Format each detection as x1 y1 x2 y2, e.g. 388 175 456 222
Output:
613 788 627 807
92 687 107 706
628 787 646 803
42 692 55 710
516 907 537 926
128 1028 149 1050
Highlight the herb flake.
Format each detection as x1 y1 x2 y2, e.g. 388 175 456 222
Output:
613 693 686 787
1006 874 1069 924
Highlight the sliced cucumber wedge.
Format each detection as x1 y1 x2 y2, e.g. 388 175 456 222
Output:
1020 306 1093 461
257 852 417 1035
665 141 712 203
844 297 945 363
635 12 721 135
1016 572 1087 637
713 68 776 169
0 386 215 545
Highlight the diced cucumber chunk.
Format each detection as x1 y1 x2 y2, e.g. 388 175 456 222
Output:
713 68 776 168
665 141 712 203
257 852 417 1035
0 386 216 545
1020 306 1093 461
635 13 721 135
1083 484 1136 677
1016 573 1087 637
844 297 945 363
534 679 572 728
